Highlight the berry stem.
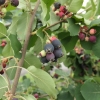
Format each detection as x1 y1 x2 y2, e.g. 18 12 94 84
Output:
44 19 67 30
42 29 50 39
43 20 67 39
10 0 40 99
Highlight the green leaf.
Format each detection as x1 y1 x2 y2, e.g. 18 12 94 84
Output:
27 35 38 50
17 12 37 40
41 0 54 21
24 52 42 68
81 81 100 100
0 75 8 99
80 41 93 50
92 35 100 58
68 0 83 13
48 10 60 31
36 26 45 46
57 0 71 5
6 67 17 80
75 85 85 100
8 17 19 34
9 34 22 58
57 89 74 100
17 0 27 9
89 19 100 28
28 66 58 99
6 4 15 11
0 23 7 38
84 10 95 19
61 36 78 51
55 69 69 77
2 41 14 57
38 98 47 100
67 18 80 36
24 95 36 100
90 0 95 11
95 0 100 15
33 38 43 54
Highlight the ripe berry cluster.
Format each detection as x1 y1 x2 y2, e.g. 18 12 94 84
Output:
79 26 97 43
73 47 98 76
0 0 19 18
0 40 7 47
0 58 8 74
53 2 72 19
39 36 63 64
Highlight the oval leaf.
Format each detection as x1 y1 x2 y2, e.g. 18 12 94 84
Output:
27 66 57 99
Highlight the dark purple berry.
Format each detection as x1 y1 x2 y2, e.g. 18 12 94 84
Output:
54 48 63 58
46 53 55 61
0 0 5 6
79 33 85 40
54 2 61 9
51 39 61 49
83 54 90 61
11 0 19 7
89 35 96 43
44 43 54 53
40 57 48 64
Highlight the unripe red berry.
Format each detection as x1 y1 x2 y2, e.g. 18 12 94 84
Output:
89 35 96 43
50 36 57 41
89 29 96 35
59 6 66 13
34 93 39 98
58 12 64 18
1 42 6 47
79 33 85 40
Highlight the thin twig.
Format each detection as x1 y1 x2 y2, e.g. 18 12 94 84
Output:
44 20 66 30
43 20 67 39
10 0 41 99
